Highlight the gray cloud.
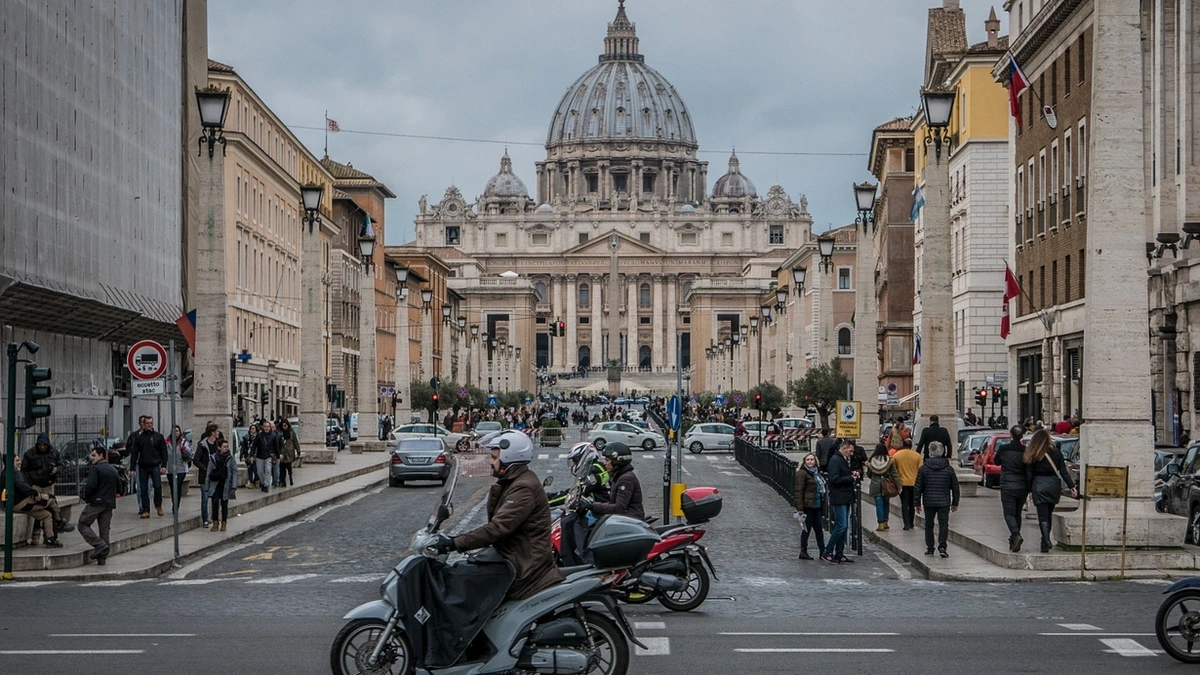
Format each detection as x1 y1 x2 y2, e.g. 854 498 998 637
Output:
209 0 1007 243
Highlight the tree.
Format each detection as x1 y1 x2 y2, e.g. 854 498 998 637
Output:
747 382 786 416
788 359 851 430
696 391 716 407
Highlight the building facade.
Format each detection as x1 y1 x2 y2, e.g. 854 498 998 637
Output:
409 2 812 395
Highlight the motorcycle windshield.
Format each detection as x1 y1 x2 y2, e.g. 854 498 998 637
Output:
424 464 460 533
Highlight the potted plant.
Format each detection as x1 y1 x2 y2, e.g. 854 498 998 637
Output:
540 419 564 447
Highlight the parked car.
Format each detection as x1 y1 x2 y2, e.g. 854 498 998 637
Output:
613 397 631 405
388 424 470 452
1158 443 1200 539
683 422 736 454
586 421 665 451
959 431 1006 468
388 438 455 487
971 434 1013 488
957 425 991 448
325 419 345 451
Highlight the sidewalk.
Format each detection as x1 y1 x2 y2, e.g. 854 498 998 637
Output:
1 451 389 582
861 478 1199 582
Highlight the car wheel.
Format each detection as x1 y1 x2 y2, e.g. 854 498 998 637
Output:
594 437 607 450
688 442 704 454
389 476 400 488
1189 506 1200 546
456 438 469 452
642 439 656 451
394 478 405 487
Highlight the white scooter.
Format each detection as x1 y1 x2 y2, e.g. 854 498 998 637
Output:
331 470 661 675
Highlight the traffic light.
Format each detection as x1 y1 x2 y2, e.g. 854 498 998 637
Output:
549 323 557 337
23 363 52 428
431 392 440 410
260 389 269 408
975 388 987 407
754 392 763 409
557 321 566 336
999 388 1008 407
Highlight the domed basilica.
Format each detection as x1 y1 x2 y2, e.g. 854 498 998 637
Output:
409 1 814 394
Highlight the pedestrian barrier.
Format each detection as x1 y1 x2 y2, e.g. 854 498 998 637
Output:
733 437 797 504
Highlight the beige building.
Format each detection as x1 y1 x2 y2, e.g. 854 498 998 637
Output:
409 3 812 395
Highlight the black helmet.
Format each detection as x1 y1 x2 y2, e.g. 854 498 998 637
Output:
601 441 633 468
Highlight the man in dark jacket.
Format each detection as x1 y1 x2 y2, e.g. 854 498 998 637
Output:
253 421 281 493
439 431 564 600
129 415 168 518
914 441 960 557
582 443 644 521
916 415 954 459
815 429 838 472
821 442 860 564
20 432 74 538
990 426 1031 551
78 445 118 565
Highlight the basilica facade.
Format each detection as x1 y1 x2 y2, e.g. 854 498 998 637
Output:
408 2 813 394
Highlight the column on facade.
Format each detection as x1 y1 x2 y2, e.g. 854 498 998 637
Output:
626 277 638 369
818 269 834 368
792 284 804 389
394 294 411 422
919 136 956 443
441 313 452 380
194 149 232 438
591 274 603 366
358 265 378 434
651 275 664 370
565 275 578 372
666 276 677 372
853 226 879 445
551 276 564 369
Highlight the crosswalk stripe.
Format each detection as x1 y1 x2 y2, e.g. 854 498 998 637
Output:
1058 623 1101 631
642 454 654 459
557 454 568 459
537 454 549 460
246 574 319 584
705 456 717 462
160 579 225 586
79 580 148 587
634 622 666 630
1100 638 1157 657
330 574 385 583
634 637 670 656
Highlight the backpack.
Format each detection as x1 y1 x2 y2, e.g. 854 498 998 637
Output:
209 455 229 487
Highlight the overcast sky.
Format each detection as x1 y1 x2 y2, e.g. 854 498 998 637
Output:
209 0 1008 244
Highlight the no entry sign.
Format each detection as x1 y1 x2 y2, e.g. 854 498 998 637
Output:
128 340 168 380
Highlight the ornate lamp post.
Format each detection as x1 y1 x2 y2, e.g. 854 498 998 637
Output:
816 234 836 365
394 266 412 423
851 181 880 443
357 217 378 441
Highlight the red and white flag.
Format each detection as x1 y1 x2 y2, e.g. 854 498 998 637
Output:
1007 53 1030 129
1001 264 1021 339
326 118 341 133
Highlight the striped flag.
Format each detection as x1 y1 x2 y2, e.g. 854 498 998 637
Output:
1007 52 1031 129
909 184 925 222
176 309 196 354
912 330 921 365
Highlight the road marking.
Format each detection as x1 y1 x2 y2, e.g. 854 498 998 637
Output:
734 643 897 648
159 579 226 586
823 579 866 586
245 574 319 584
557 454 568 459
537 454 549 460
865 542 913 580
331 574 385 583
79 580 148 587
1128 579 1170 586
642 454 654 459
448 488 492 536
741 576 789 587
681 464 691 476
51 633 194 637
634 637 670 656
721 632 899 636
1040 633 1154 637
1100 638 1157 657
0 650 145 655
1058 623 1101 631
705 456 717 462
634 622 666 630
718 471 741 476
0 581 59 587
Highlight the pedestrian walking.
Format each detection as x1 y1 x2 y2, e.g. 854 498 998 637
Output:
19 431 74 542
815 428 838 472
77 445 118 565
129 415 168 518
5 456 64 547
1024 429 1077 553
913 441 960 558
165 425 192 513
792 452 826 560
195 424 219 527
865 443 900 531
241 424 259 487
991 425 1031 552
279 419 299 488
892 444 923 530
915 415 953 460
821 441 859 564
206 438 237 532
253 421 278 493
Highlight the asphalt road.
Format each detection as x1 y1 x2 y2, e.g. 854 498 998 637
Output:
0 410 1181 674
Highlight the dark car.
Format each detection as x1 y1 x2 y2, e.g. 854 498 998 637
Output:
1160 443 1200 541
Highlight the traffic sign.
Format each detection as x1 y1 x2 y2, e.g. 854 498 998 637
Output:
131 379 165 397
458 387 469 399
836 400 862 439
731 391 744 406
128 340 168 380
488 394 499 408
667 395 682 431
379 385 396 398
877 386 887 405
887 382 898 394
714 395 726 406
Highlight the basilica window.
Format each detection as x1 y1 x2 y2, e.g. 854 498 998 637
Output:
680 232 697 246
721 232 733 246
639 283 651 307
640 317 650 325
769 225 784 245
495 232 507 247
838 328 852 356
532 232 549 246
838 267 851 290
639 232 650 244
682 281 692 297
579 232 589 245
642 173 655 194
445 226 460 245
535 282 547 303
586 174 599 193
579 284 590 307
613 174 628 193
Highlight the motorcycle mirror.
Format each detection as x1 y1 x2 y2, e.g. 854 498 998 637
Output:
543 476 554 487
437 504 451 522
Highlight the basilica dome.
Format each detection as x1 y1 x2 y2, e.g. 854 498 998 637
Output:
546 2 697 149
483 152 528 198
711 152 756 199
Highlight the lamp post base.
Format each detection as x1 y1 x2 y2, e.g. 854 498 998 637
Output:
607 365 622 397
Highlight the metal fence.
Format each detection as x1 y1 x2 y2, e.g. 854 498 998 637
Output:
733 437 797 503
16 415 110 497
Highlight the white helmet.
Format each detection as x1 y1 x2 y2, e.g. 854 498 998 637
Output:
483 430 533 468
566 442 598 479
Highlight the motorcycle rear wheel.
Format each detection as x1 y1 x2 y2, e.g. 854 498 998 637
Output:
580 610 630 675
1158 589 1200 663
331 619 414 675
657 559 710 612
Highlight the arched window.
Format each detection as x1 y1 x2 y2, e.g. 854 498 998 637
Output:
681 280 693 298
639 345 651 369
535 281 547 303
579 284 590 307
838 327 852 355
639 283 651 307
578 345 591 370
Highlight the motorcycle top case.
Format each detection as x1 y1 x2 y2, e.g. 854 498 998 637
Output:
586 515 661 568
680 487 722 524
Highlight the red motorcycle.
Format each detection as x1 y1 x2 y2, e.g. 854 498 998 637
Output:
552 487 722 612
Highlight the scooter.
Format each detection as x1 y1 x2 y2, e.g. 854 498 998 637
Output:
332 470 659 675
1157 577 1200 663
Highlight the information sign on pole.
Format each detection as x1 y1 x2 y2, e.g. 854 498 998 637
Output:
835 400 862 439
131 379 166 397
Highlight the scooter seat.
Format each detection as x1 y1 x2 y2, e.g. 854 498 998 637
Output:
652 524 685 535
560 564 593 576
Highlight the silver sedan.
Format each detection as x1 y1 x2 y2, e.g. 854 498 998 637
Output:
389 438 455 487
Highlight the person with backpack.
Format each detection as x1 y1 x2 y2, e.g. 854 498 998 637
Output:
913 441 960 558
206 438 238 533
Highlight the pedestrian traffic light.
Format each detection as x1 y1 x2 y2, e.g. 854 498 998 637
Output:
975 388 987 407
754 392 762 409
260 389 269 407
1000 388 1008 407
23 363 52 428
557 321 566 336
549 323 557 337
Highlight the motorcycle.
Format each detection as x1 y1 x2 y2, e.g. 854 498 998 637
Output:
331 469 661 675
1157 577 1200 663
551 487 721 613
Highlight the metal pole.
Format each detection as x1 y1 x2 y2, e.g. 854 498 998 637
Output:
1120 469 1129 579
1079 488 1088 580
675 334 684 523
168 340 180 564
3 343 18 579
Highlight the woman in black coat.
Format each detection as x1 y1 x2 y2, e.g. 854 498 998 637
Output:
1024 429 1078 553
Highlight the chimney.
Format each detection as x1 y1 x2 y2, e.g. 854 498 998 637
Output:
985 6 1000 48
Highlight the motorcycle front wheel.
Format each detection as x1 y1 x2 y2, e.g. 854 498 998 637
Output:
657 558 710 612
580 610 631 675
331 619 414 675
1158 589 1200 663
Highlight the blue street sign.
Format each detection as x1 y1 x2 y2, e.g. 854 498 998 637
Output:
488 395 498 408
667 395 681 431
714 395 726 406
525 398 532 406
690 395 698 404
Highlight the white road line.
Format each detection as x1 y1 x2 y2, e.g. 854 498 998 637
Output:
1100 638 1157 657
557 454 568 459
718 471 741 476
159 579 226 586
0 581 59 588
823 579 866 586
245 574 319 584
635 622 666 630
734 643 897 648
79 580 148 587
642 454 654 459
51 633 194 637
681 464 691 476
705 456 717 462
1058 623 1102 631
537 454 549 460
634 637 670 656
1 650 145 655
331 574 385 583
741 576 789 587
1040 633 1154 637
721 632 899 636
865 542 913 580
1129 579 1170 586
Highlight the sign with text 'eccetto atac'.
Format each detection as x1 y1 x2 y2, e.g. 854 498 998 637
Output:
836 400 862 439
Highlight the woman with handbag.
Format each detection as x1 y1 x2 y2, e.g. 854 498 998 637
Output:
1024 429 1078 553
866 443 901 531
793 452 826 560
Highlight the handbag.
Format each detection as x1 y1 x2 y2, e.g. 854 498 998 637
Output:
1047 455 1078 499
881 475 900 498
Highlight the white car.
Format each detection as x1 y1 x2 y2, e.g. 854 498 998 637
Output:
683 423 736 454
587 421 665 451
388 423 470 452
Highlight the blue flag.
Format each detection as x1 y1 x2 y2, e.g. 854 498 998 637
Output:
910 184 925 222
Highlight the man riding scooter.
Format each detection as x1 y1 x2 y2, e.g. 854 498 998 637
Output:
575 442 644 522
553 442 610 566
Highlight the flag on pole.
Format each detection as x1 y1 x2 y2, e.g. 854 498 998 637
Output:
909 184 925 222
1000 265 1021 339
176 309 197 354
1007 53 1030 129
912 330 921 365
326 118 341 133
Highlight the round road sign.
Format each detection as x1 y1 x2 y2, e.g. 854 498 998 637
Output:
128 340 168 380
731 391 745 406
458 387 469 399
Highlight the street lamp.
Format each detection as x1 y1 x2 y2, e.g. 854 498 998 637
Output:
471 324 479 340
300 184 323 234
195 84 231 158
775 288 788 314
442 303 452 324
854 181 878 233
421 288 433 311
457 316 466 330
921 87 956 158
817 234 836 273
793 266 807 294
358 217 376 269
749 316 759 334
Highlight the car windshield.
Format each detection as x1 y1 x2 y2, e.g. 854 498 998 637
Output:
476 422 502 431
